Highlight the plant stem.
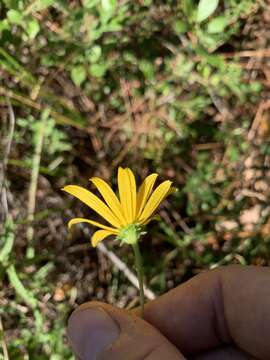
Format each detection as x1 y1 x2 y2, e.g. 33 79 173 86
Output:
26 109 48 259
132 242 145 318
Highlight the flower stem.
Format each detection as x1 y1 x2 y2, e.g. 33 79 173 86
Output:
132 242 145 318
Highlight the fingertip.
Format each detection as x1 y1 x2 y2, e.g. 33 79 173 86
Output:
67 304 119 360
67 301 185 359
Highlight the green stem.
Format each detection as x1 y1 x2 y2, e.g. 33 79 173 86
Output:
132 242 145 318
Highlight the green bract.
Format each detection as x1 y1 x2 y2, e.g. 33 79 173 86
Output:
117 224 146 245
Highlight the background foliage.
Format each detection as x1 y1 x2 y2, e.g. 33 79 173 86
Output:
1 0 269 358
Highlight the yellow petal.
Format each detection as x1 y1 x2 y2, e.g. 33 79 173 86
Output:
117 167 136 223
138 180 172 223
90 177 126 226
167 187 178 196
68 217 118 234
63 185 121 228
142 214 161 225
91 229 114 247
136 173 158 219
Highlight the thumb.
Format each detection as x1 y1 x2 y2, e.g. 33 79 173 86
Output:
67 301 185 360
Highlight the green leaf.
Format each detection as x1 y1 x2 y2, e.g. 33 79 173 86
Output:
182 0 195 17
7 265 37 308
7 9 23 25
0 233 14 264
139 60 154 79
174 20 188 34
86 45 102 63
0 219 14 264
25 19 40 39
71 65 87 86
101 0 116 13
89 63 107 78
106 19 122 32
197 0 219 22
83 0 99 8
40 0 55 7
207 16 227 33
0 19 9 32
25 0 54 13
228 146 239 162
142 0 152 6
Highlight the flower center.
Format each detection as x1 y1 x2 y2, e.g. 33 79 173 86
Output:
117 223 145 245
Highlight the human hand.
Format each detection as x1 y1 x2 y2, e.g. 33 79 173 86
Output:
67 265 270 359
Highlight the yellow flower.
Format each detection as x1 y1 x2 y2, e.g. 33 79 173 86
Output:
62 167 173 247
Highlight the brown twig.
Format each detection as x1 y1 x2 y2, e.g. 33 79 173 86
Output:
222 49 270 59
240 189 267 202
248 100 270 141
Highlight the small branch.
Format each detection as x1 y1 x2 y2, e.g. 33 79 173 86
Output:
222 48 270 59
248 100 270 141
208 88 232 120
240 189 267 202
6 265 37 308
0 316 9 360
26 110 48 258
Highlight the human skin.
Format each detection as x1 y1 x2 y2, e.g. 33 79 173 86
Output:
67 265 270 359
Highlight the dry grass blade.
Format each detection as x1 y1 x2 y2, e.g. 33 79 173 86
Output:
0 99 15 221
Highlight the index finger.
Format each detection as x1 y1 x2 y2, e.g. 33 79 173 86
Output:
143 265 270 359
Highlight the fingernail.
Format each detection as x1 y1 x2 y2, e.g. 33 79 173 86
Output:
67 307 120 360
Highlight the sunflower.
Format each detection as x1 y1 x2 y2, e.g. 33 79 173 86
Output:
62 167 173 247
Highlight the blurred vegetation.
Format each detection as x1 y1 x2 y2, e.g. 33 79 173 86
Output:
1 0 269 358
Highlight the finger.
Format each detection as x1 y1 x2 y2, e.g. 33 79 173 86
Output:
192 345 255 360
143 265 270 359
67 301 185 360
